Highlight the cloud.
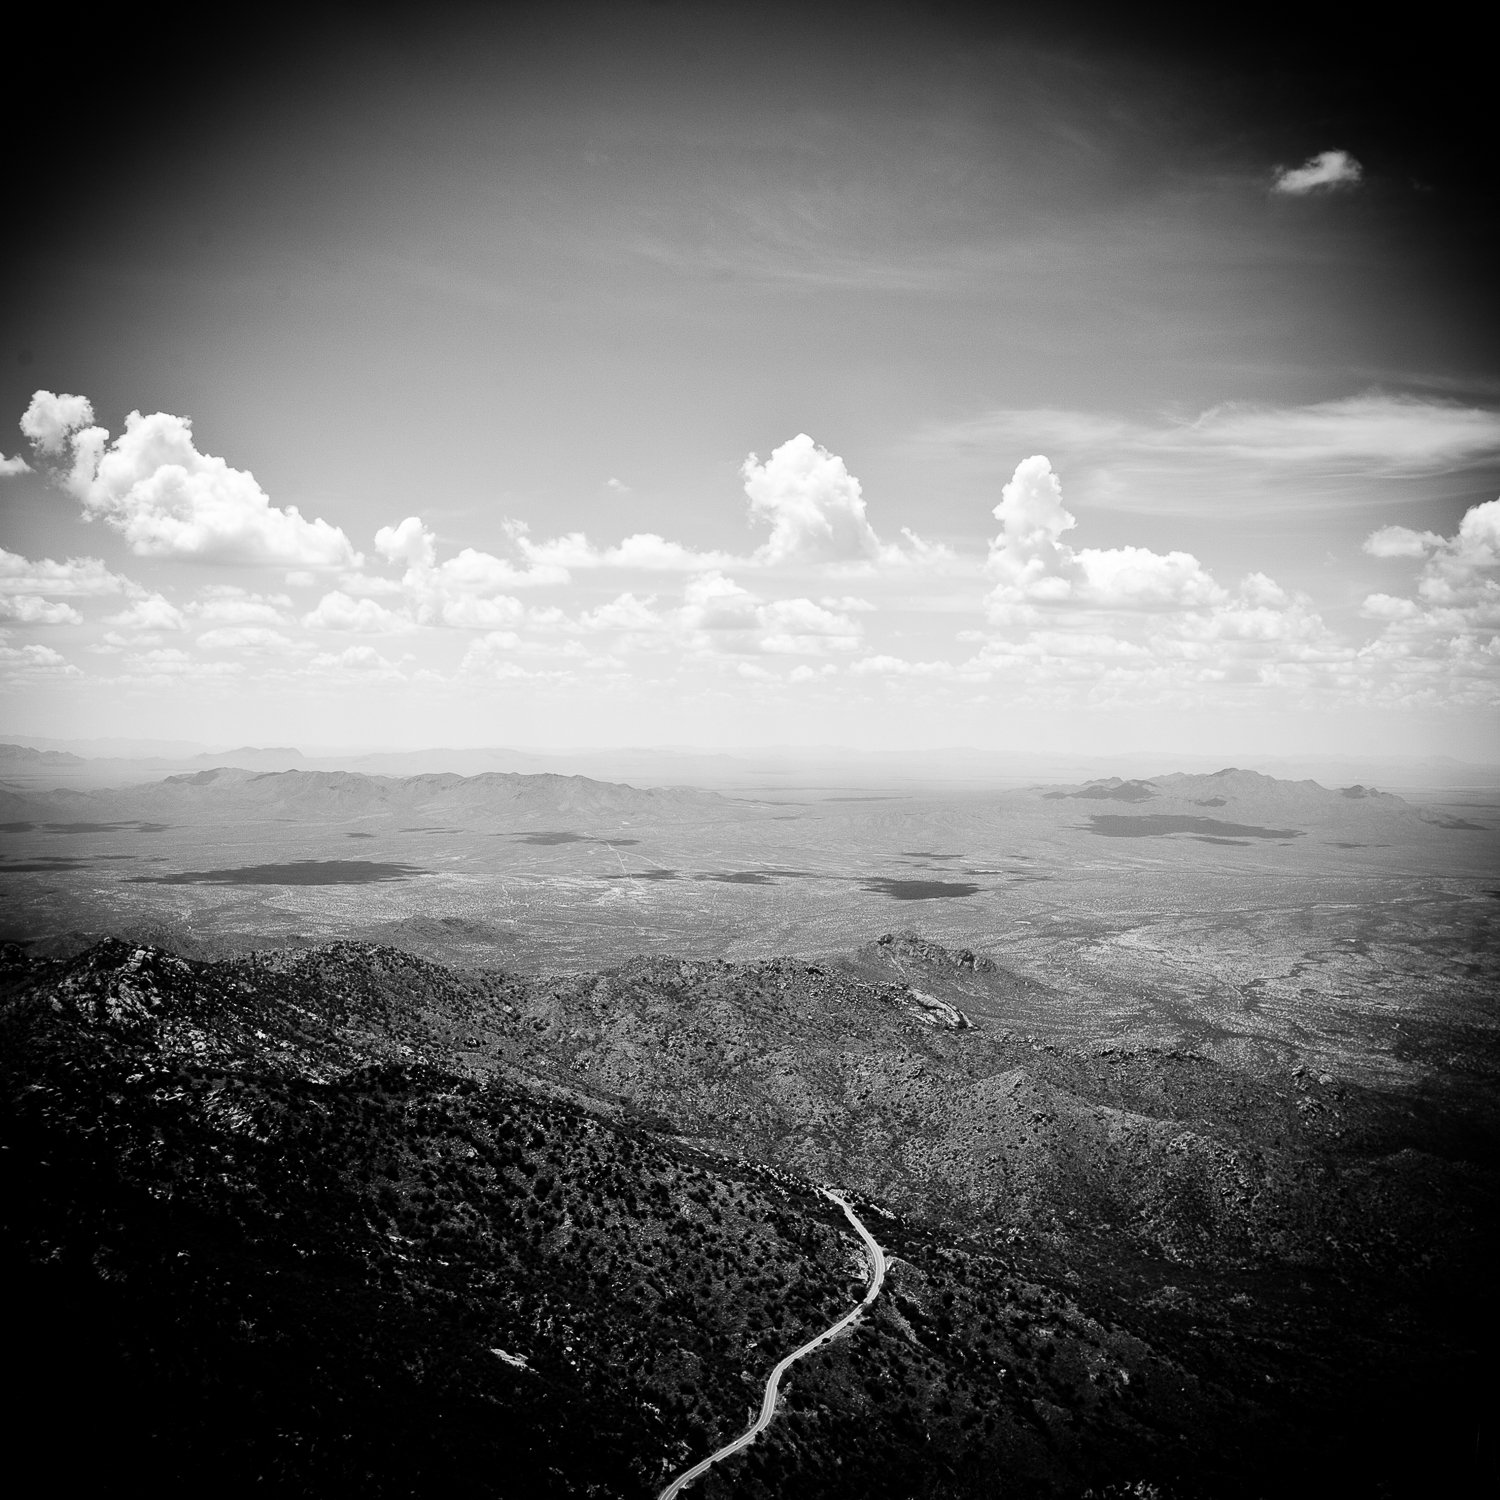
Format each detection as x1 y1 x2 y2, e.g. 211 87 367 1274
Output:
679 571 864 655
303 591 419 634
1168 396 1499 471
1363 525 1444 559
187 588 293 626
1272 149 1363 195
0 548 134 597
305 645 409 681
986 456 1224 613
105 595 187 633
19 391 94 455
433 594 527 630
22 392 358 569
911 395 1500 514
578 593 665 635
196 625 298 653
400 438 946 587
605 477 631 495
368 518 569 626
741 433 885 566
0 641 83 679
1361 499 1500 656
516 529 736 573
374 516 437 567
0 595 83 625
0 452 31 476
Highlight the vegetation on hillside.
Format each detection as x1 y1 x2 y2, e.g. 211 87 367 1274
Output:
2 938 1492 1496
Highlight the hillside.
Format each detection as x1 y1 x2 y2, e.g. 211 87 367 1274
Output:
3 935 1492 1497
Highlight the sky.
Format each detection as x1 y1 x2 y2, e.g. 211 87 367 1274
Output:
2 2 1496 759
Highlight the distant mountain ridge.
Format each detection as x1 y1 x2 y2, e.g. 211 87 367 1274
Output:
1044 767 1418 813
0 743 85 766
2 765 733 826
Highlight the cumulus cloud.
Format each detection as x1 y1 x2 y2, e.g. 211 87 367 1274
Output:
0 548 134 597
187 588 293 627
374 516 437 568
0 595 83 625
679 571 863 655
417 437 944 586
19 391 94 455
1272 149 1363 195
986 456 1224 613
0 641 83 679
367 516 569 629
1362 498 1500 649
742 433 885 566
578 593 665 635
306 644 409 681
303 591 419 634
1364 525 1444 559
21 392 358 569
0 451 31 476
105 595 187 634
517 530 736 573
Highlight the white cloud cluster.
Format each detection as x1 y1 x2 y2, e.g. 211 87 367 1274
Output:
19 391 95 455
304 590 420 634
0 451 31 477
986 455 1223 613
21 392 359 569
1272 149 1363 195
357 438 946 608
1362 499 1500 667
4 388 1493 726
373 516 437 568
0 548 132 597
0 641 83 681
0 547 138 629
679 572 864 655
362 515 569 631
107 595 188 634
1 595 83 625
742 433 885 565
515 528 736 573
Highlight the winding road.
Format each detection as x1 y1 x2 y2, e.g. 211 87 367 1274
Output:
658 1188 887 1499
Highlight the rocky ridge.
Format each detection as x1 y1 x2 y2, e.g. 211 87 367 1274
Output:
2 934 1493 1498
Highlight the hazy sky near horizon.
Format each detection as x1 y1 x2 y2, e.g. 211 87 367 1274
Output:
2 3 1496 757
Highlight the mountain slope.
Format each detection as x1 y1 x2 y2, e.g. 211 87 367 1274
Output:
2 937 1492 1498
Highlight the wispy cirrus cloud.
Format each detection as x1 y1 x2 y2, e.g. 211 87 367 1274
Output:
908 395 1500 514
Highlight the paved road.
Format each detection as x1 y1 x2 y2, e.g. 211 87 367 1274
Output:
657 1188 887 1499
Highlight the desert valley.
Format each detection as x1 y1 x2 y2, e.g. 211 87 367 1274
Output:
2 752 1495 1497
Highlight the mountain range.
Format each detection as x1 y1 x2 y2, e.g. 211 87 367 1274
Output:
3 930 1492 1498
